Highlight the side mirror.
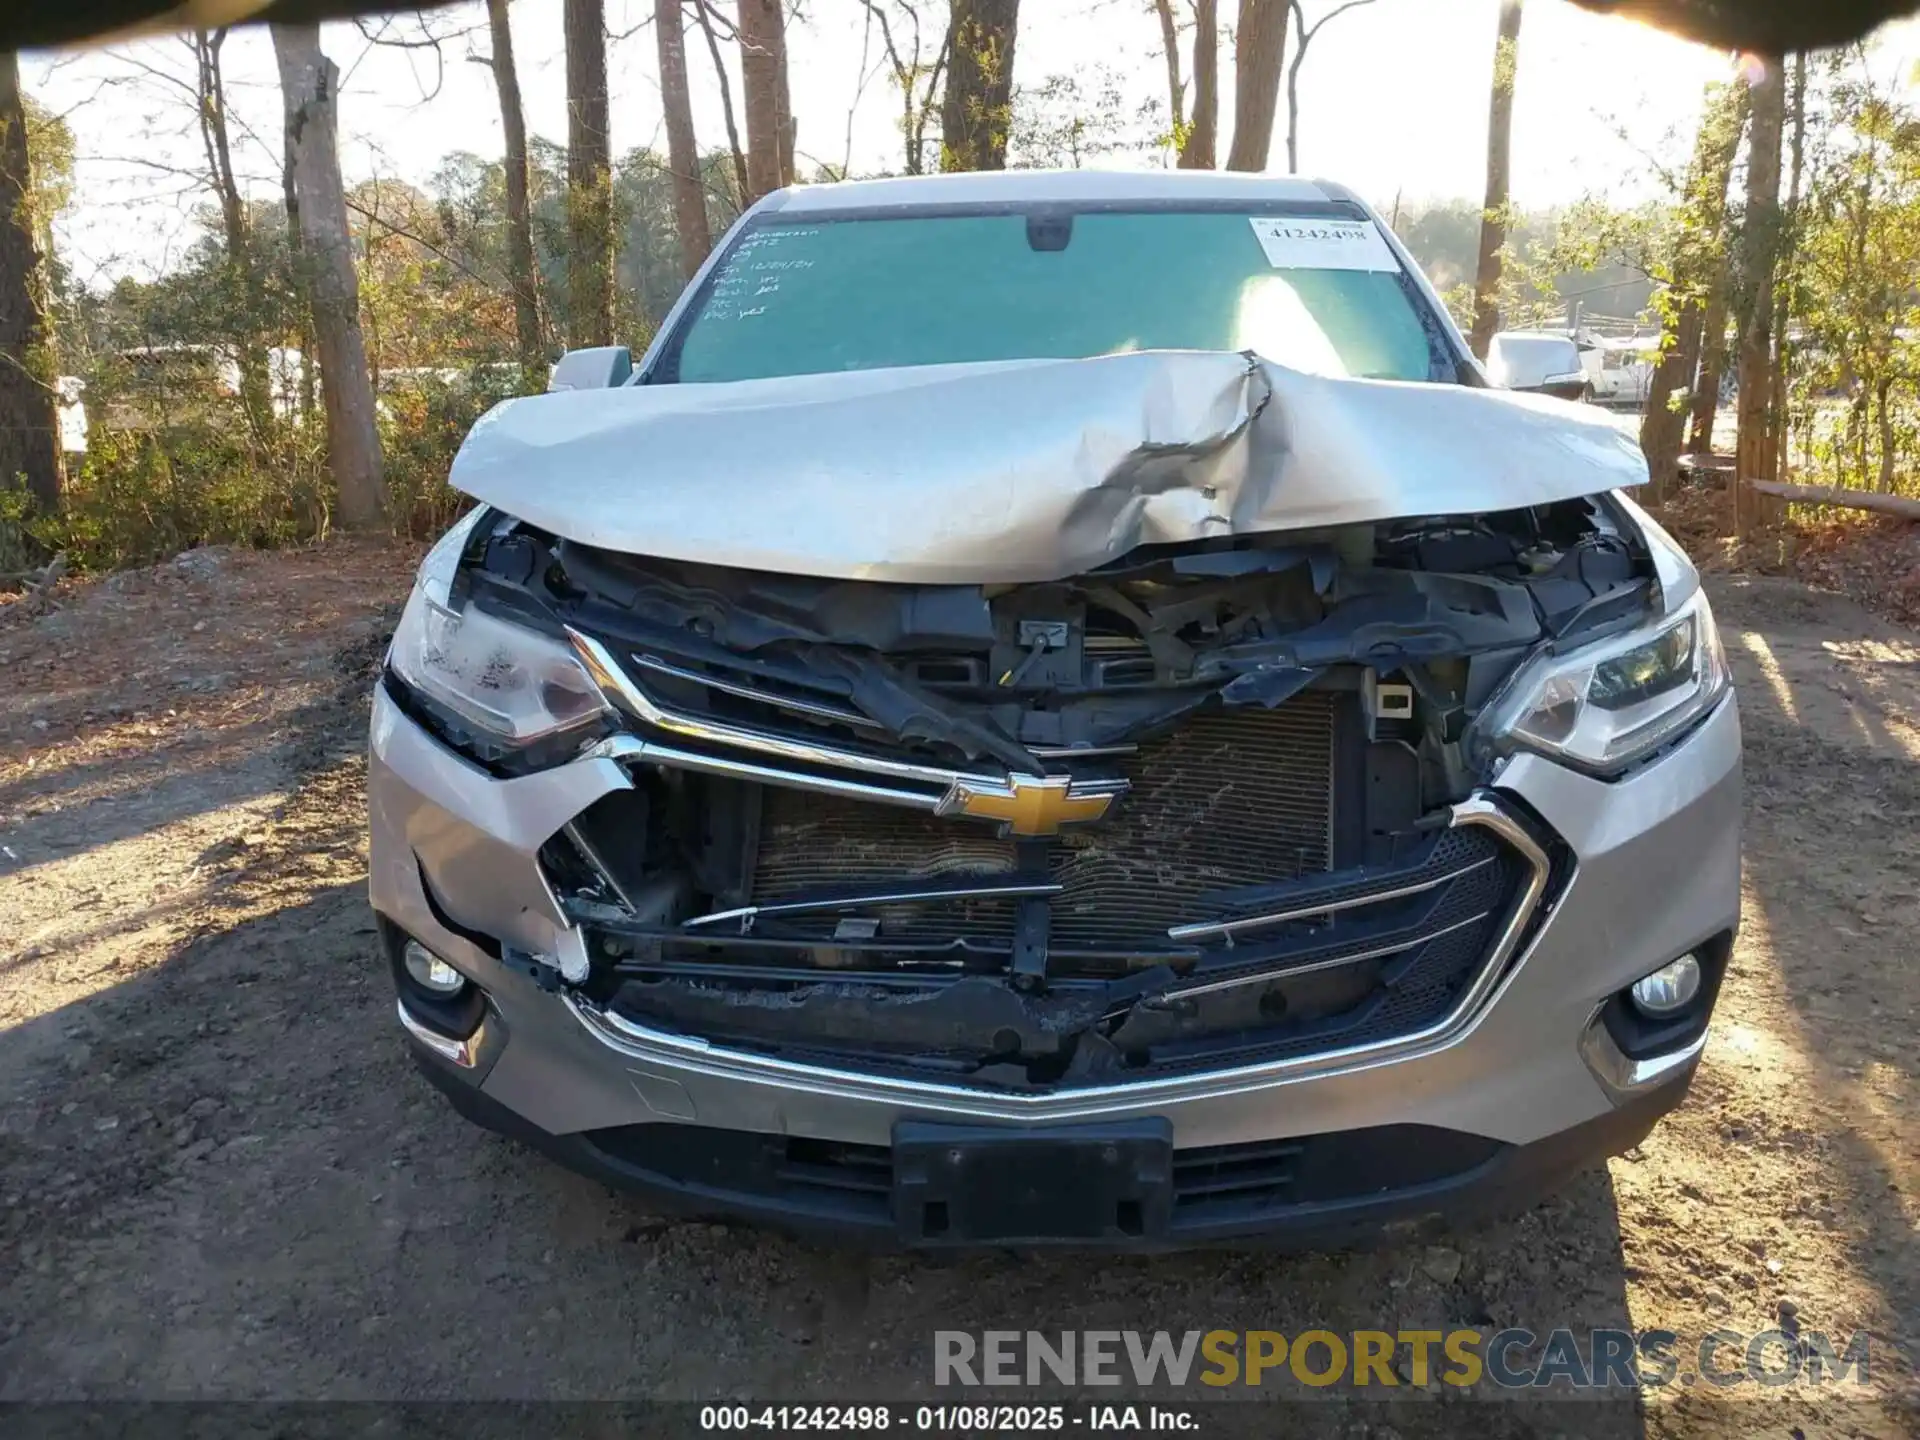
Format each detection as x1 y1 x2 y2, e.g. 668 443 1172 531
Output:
547 346 633 392
1520 372 1590 402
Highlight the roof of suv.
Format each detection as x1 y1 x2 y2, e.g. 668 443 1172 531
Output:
770 169 1353 215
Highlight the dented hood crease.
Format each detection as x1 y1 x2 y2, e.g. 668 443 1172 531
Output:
450 350 1648 584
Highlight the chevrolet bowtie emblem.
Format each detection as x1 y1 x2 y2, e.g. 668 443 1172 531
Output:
941 774 1127 837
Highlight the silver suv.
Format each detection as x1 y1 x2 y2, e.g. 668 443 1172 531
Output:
369 171 1739 1248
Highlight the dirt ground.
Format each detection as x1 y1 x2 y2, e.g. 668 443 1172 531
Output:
1 543 1916 1437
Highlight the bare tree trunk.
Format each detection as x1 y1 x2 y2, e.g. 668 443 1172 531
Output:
693 0 750 206
280 119 317 424
1641 305 1706 503
1747 480 1920 519
1469 0 1524 361
487 0 547 380
1178 0 1217 169
1284 20 1306 175
1284 1 1379 175
1640 78 1746 496
1689 281 1731 453
192 29 274 429
941 0 1020 171
655 0 713 279
564 0 615 346
774 9 795 185
272 23 387 530
1767 51 1807 488
1225 0 1286 171
1875 378 1896 492
737 0 788 201
0 51 59 512
1152 0 1185 149
858 1 950 176
192 32 249 273
1733 58 1785 539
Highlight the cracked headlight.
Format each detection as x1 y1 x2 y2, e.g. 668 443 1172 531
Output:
1474 587 1730 777
387 509 610 764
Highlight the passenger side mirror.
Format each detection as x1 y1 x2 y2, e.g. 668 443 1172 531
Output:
548 346 634 392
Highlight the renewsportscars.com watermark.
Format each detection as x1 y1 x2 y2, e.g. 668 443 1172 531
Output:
934 1328 1875 1392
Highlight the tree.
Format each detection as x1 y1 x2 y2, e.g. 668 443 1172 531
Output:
1766 50 1809 487
273 24 386 529
1284 0 1378 174
1640 77 1748 497
942 0 1020 171
1789 54 1920 496
1469 0 1525 360
1010 65 1157 169
857 1 951 176
737 0 792 202
1153 0 1217 169
656 0 714 278
483 0 548 378
192 28 282 431
693 0 750 205
1225 0 1287 171
1688 262 1734 452
564 0 616 346
0 51 60 511
1733 57 1786 537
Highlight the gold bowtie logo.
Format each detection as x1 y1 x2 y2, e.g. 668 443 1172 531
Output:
942 774 1126 837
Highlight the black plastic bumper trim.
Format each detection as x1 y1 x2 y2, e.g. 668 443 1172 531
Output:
413 1058 1694 1252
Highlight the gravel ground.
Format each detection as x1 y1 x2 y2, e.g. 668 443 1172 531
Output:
0 547 1915 1438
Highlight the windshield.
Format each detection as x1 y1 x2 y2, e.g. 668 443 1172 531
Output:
657 208 1458 386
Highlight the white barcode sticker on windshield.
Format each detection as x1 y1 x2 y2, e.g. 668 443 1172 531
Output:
1249 217 1401 272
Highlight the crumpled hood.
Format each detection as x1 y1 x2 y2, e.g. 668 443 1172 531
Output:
450 350 1647 584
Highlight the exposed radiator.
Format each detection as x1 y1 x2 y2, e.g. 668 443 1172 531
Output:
749 694 1338 946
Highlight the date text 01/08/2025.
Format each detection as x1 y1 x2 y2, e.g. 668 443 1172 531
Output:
699 1404 1201 1432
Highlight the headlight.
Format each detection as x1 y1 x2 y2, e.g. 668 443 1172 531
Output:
387 510 610 763
1472 587 1729 776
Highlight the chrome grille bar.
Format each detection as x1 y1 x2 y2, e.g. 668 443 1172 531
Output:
628 652 885 730
1166 854 1498 942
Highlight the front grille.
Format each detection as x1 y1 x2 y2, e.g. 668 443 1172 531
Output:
748 696 1337 946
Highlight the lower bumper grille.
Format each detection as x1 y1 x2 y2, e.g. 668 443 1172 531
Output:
576 1121 1510 1235
749 697 1337 946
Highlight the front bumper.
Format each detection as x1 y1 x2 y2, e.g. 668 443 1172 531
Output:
368 686 1741 1241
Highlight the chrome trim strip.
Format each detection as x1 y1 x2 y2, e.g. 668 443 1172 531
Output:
628 652 884 730
586 733 943 811
685 877 1065 931
563 792 1554 1112
560 820 640 911
1578 1015 1709 1099
1028 744 1139 759
569 627 997 791
1166 855 1498 941
1155 910 1490 1000
396 999 487 1068
571 627 1129 824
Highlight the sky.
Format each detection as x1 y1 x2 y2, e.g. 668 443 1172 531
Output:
20 0 1920 287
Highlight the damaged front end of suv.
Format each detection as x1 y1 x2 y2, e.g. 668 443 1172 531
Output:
369 177 1739 1248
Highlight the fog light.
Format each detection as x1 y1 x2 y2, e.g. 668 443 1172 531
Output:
1630 954 1702 1017
403 940 467 995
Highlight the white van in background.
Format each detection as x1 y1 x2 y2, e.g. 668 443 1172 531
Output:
56 376 88 454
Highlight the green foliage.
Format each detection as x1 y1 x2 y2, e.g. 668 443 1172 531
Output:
1788 52 1920 491
378 366 528 540
1394 200 1657 330
5 423 331 572
1010 67 1162 169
